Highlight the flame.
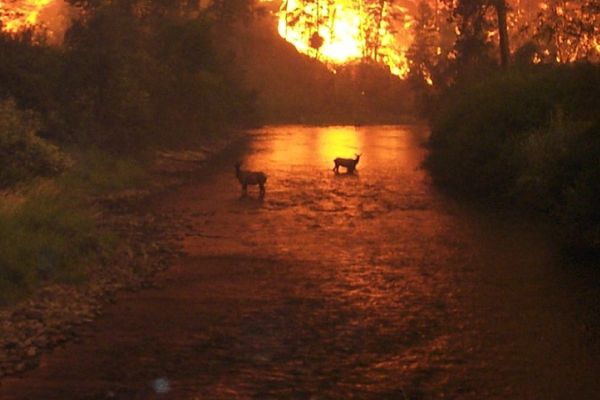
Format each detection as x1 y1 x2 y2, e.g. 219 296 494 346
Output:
1 0 53 32
423 68 433 85
278 0 410 77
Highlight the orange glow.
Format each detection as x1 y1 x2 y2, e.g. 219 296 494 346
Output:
0 0 53 32
278 0 410 77
423 69 433 86
317 126 361 165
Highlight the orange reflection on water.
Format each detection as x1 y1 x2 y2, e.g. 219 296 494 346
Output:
317 126 362 166
246 125 421 175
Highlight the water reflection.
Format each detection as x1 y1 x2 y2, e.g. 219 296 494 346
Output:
317 126 362 166
247 125 415 174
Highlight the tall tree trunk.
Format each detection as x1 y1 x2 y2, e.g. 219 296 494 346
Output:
372 0 386 61
495 0 510 68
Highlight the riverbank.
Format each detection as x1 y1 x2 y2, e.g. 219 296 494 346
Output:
0 131 246 378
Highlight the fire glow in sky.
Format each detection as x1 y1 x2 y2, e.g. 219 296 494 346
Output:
277 0 411 77
2 0 599 80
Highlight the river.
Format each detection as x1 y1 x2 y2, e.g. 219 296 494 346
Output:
2 125 600 399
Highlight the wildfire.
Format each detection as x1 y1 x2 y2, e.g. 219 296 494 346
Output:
0 0 53 32
278 0 410 77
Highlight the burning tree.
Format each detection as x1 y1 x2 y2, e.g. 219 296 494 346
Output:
278 0 411 76
532 0 600 63
407 0 438 86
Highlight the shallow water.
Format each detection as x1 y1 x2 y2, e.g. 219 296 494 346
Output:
166 125 600 399
3 125 600 399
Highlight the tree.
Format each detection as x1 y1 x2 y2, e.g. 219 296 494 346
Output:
360 0 404 62
444 0 510 75
533 0 600 63
407 1 438 87
494 0 510 68
207 0 255 27
282 0 333 59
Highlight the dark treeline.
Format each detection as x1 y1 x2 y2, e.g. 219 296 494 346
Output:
0 0 260 186
419 0 600 251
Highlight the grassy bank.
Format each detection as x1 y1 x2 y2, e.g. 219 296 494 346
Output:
0 149 151 304
426 64 600 251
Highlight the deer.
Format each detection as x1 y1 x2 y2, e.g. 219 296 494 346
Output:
235 161 267 195
333 154 361 174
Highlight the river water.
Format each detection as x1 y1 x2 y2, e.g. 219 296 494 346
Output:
165 125 600 399
3 125 600 399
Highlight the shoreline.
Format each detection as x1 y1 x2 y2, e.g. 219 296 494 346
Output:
0 130 247 379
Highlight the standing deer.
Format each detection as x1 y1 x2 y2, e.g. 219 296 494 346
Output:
333 154 361 174
235 161 267 195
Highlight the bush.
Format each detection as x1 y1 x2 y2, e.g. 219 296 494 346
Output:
427 64 600 193
426 64 600 250
0 99 69 188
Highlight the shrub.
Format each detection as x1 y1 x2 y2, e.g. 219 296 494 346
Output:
426 64 600 250
0 99 69 188
427 64 600 195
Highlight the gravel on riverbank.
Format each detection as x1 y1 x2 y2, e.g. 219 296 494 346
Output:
0 131 246 379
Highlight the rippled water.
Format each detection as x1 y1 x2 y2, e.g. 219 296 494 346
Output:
4 125 600 399
166 125 600 399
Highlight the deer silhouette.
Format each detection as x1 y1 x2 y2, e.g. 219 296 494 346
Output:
235 162 267 195
333 154 361 174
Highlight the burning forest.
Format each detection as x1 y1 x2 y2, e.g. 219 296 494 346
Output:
2 0 599 84
2 0 600 398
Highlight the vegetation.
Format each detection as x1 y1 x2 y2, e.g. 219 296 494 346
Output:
409 0 600 251
426 64 600 250
0 191 115 303
0 99 69 188
0 0 262 303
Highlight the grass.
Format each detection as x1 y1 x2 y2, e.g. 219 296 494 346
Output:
0 148 148 304
0 193 116 304
58 148 149 196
